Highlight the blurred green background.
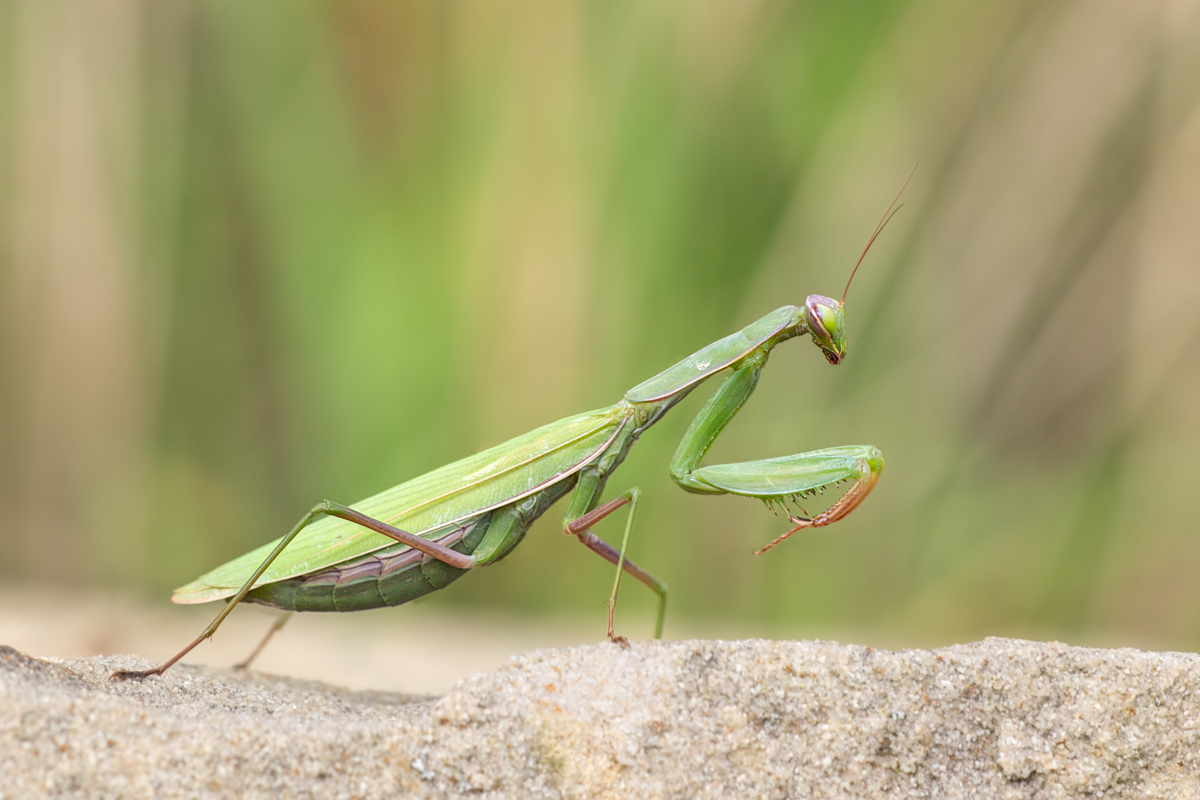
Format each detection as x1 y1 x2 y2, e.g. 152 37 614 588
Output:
3 0 1200 653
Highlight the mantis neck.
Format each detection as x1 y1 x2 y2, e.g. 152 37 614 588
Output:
623 306 807 406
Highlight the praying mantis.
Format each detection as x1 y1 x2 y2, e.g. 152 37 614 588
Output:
112 177 907 681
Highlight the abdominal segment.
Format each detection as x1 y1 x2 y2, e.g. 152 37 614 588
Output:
243 514 492 612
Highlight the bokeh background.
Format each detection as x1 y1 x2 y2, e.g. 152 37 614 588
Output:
3 0 1200 679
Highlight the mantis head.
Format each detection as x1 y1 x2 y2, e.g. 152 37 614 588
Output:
804 295 846 365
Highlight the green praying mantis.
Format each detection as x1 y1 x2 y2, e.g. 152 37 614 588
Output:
112 177 908 682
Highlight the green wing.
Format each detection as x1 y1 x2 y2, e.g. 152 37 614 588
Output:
174 405 627 603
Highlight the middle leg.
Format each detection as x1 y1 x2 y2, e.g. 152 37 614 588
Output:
563 476 668 643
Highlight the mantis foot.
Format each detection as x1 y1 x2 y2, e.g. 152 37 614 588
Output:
606 600 631 648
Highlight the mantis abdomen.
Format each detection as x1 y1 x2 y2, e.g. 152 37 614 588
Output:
244 514 492 612
241 476 583 612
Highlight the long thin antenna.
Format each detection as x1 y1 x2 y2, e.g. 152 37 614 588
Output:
842 164 916 305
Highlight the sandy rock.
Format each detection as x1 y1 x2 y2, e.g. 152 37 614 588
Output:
1 638 1198 798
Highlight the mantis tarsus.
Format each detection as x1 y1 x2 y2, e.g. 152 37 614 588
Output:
112 178 908 681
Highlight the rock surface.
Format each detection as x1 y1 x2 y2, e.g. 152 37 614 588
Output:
1 638 1198 798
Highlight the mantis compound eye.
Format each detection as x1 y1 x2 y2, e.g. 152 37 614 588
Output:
804 295 839 337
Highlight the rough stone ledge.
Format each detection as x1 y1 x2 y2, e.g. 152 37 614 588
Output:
2 637 1198 799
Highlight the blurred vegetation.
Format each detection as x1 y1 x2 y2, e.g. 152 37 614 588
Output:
3 0 1200 650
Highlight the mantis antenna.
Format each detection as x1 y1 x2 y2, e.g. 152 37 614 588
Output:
842 165 916 305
